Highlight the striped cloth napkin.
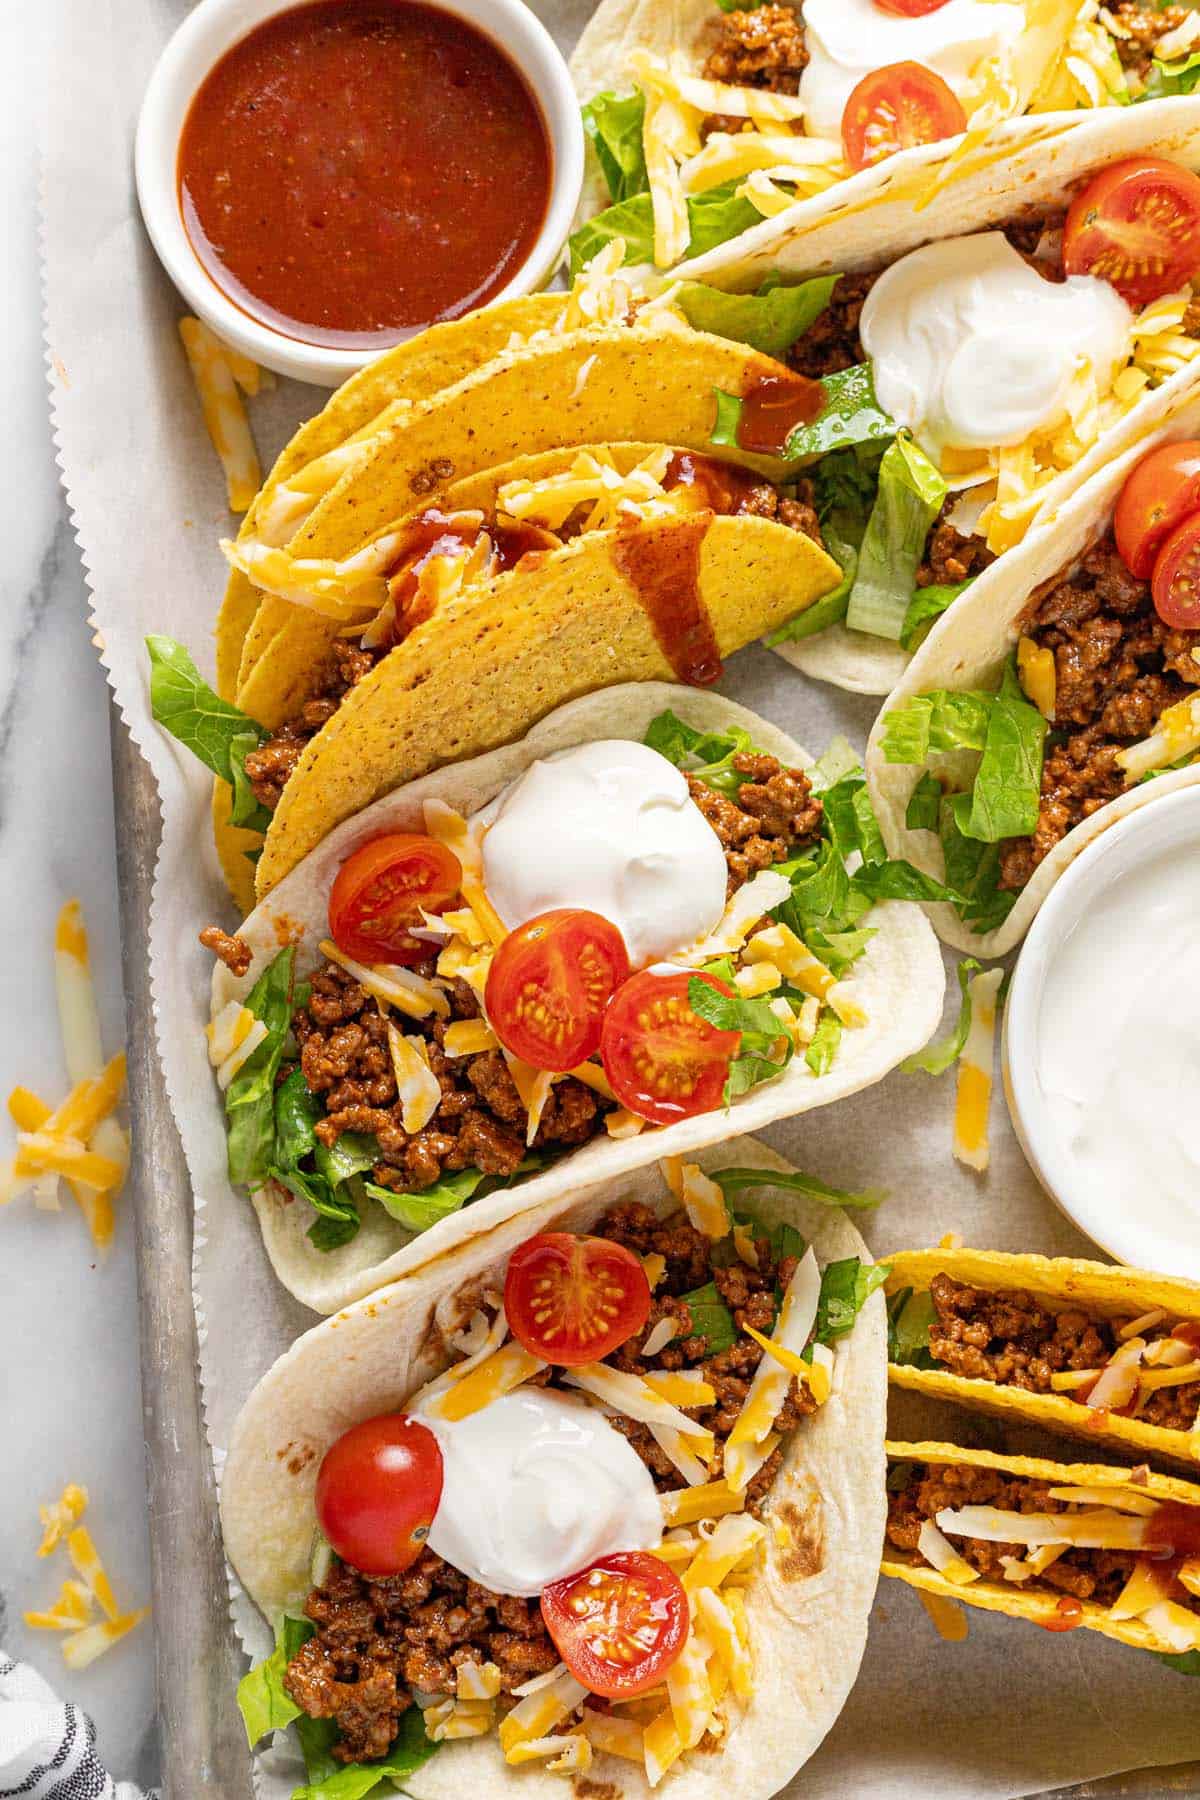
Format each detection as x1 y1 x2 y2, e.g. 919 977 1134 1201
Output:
0 1653 157 1800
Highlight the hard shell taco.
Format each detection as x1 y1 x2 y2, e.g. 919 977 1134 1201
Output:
568 0 1200 281
866 402 1200 954
179 683 945 1316
886 1249 1200 1469
884 1439 1200 1659
222 1136 888 1799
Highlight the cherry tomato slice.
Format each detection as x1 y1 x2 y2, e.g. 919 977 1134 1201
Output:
599 969 740 1126
541 1550 689 1698
484 909 631 1072
315 1413 443 1577
874 0 952 12
328 833 462 967
504 1231 651 1366
1114 441 1200 578
1063 158 1200 309
1152 510 1200 629
841 62 966 173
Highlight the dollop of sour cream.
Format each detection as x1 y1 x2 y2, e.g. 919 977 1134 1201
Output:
1032 840 1200 1276
799 0 1025 141
479 739 728 966
860 234 1133 459
419 1388 664 1597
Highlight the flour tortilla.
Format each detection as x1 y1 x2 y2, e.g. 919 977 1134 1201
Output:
220 1134 888 1800
213 683 944 1315
883 1440 1200 1653
865 398 1200 957
886 1249 1200 1471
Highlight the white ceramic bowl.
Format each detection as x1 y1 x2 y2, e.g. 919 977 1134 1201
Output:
1003 783 1200 1276
135 0 584 387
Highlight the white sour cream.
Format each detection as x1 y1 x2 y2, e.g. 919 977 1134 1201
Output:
799 0 1025 141
1030 839 1200 1276
860 234 1132 459
479 739 728 966
419 1388 663 1597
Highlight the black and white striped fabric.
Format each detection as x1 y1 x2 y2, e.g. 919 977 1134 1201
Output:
0 1654 157 1800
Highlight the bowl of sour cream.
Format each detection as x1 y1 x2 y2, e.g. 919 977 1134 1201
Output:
1003 786 1200 1278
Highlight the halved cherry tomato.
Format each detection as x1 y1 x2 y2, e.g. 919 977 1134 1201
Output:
875 0 952 12
1114 441 1200 578
541 1550 689 1698
328 833 462 966
315 1413 443 1577
1063 158 1200 308
599 969 740 1126
504 1231 651 1366
1152 510 1200 628
1039 1596 1084 1633
841 62 966 173
485 909 631 1072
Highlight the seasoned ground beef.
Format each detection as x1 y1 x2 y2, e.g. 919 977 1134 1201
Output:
739 476 825 551
285 1201 820 1761
787 271 876 379
701 3 808 95
885 1463 1169 1606
291 966 601 1189
244 640 380 812
925 1273 1200 1433
1110 3 1191 80
998 534 1200 890
198 924 252 977
916 502 996 589
687 750 822 894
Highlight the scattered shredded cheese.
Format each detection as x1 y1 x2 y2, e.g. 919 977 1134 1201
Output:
953 968 1003 1172
178 317 261 512
662 1156 730 1238
318 939 449 1020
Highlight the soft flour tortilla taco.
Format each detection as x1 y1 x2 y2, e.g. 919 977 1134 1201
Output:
884 1439 1200 1659
866 405 1200 955
222 1136 888 1798
568 0 1200 280
887 1250 1200 1469
181 684 944 1316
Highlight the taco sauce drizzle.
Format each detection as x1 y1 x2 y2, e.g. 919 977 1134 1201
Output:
177 0 552 348
735 371 825 457
611 514 723 686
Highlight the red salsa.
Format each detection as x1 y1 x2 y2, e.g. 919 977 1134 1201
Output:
178 0 553 349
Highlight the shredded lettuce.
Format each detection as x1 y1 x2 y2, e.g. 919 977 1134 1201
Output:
804 1012 842 1077
147 635 270 832
292 1706 439 1798
905 771 943 832
1141 50 1200 100
643 710 754 795
237 1616 309 1747
712 363 894 464
676 274 838 360
845 437 947 640
581 90 647 202
939 798 1018 935
225 948 296 1189
686 976 793 1100
1157 1650 1200 1676
879 688 993 763
901 958 981 1076
567 180 761 276
268 1069 362 1251
886 1286 938 1367
711 1167 885 1210
679 1280 737 1354
900 578 973 652
808 733 862 793
954 660 1047 843
365 1167 490 1233
814 1258 889 1344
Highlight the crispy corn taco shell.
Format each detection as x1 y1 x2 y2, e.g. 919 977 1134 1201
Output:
883 1439 1200 1652
221 1135 887 1800
886 1250 1200 1471
866 396 1200 956
215 294 568 700
211 684 943 1315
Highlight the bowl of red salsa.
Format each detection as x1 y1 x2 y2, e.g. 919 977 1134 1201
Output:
136 0 584 385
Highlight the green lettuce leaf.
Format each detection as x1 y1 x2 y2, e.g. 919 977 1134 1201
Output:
955 659 1047 843
676 274 837 359
147 635 270 833
581 90 648 202
900 579 972 652
686 976 793 1100
820 770 887 867
712 364 894 464
814 1257 889 1344
567 180 761 277
292 1705 439 1798
902 958 981 1076
886 1286 938 1368
878 689 994 763
845 436 947 640
905 771 943 831
1156 1649 1200 1676
805 1012 843 1077
711 1167 885 1210
939 798 1019 935
237 1616 310 1748
1141 50 1200 100
679 1280 737 1355
643 710 754 795
364 1166 490 1233
226 947 296 1188
314 1132 379 1189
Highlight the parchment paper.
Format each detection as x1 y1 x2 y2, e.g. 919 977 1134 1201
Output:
40 1 1200 1793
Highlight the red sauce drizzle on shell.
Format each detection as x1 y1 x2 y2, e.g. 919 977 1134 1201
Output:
734 372 824 457
611 514 722 687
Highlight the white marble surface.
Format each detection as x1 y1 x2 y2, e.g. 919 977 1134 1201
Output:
0 5 160 1787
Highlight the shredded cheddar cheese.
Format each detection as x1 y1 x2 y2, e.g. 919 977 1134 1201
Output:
953 968 1004 1172
26 1495 149 1668
178 317 261 512
38 1484 89 1557
426 1340 548 1423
